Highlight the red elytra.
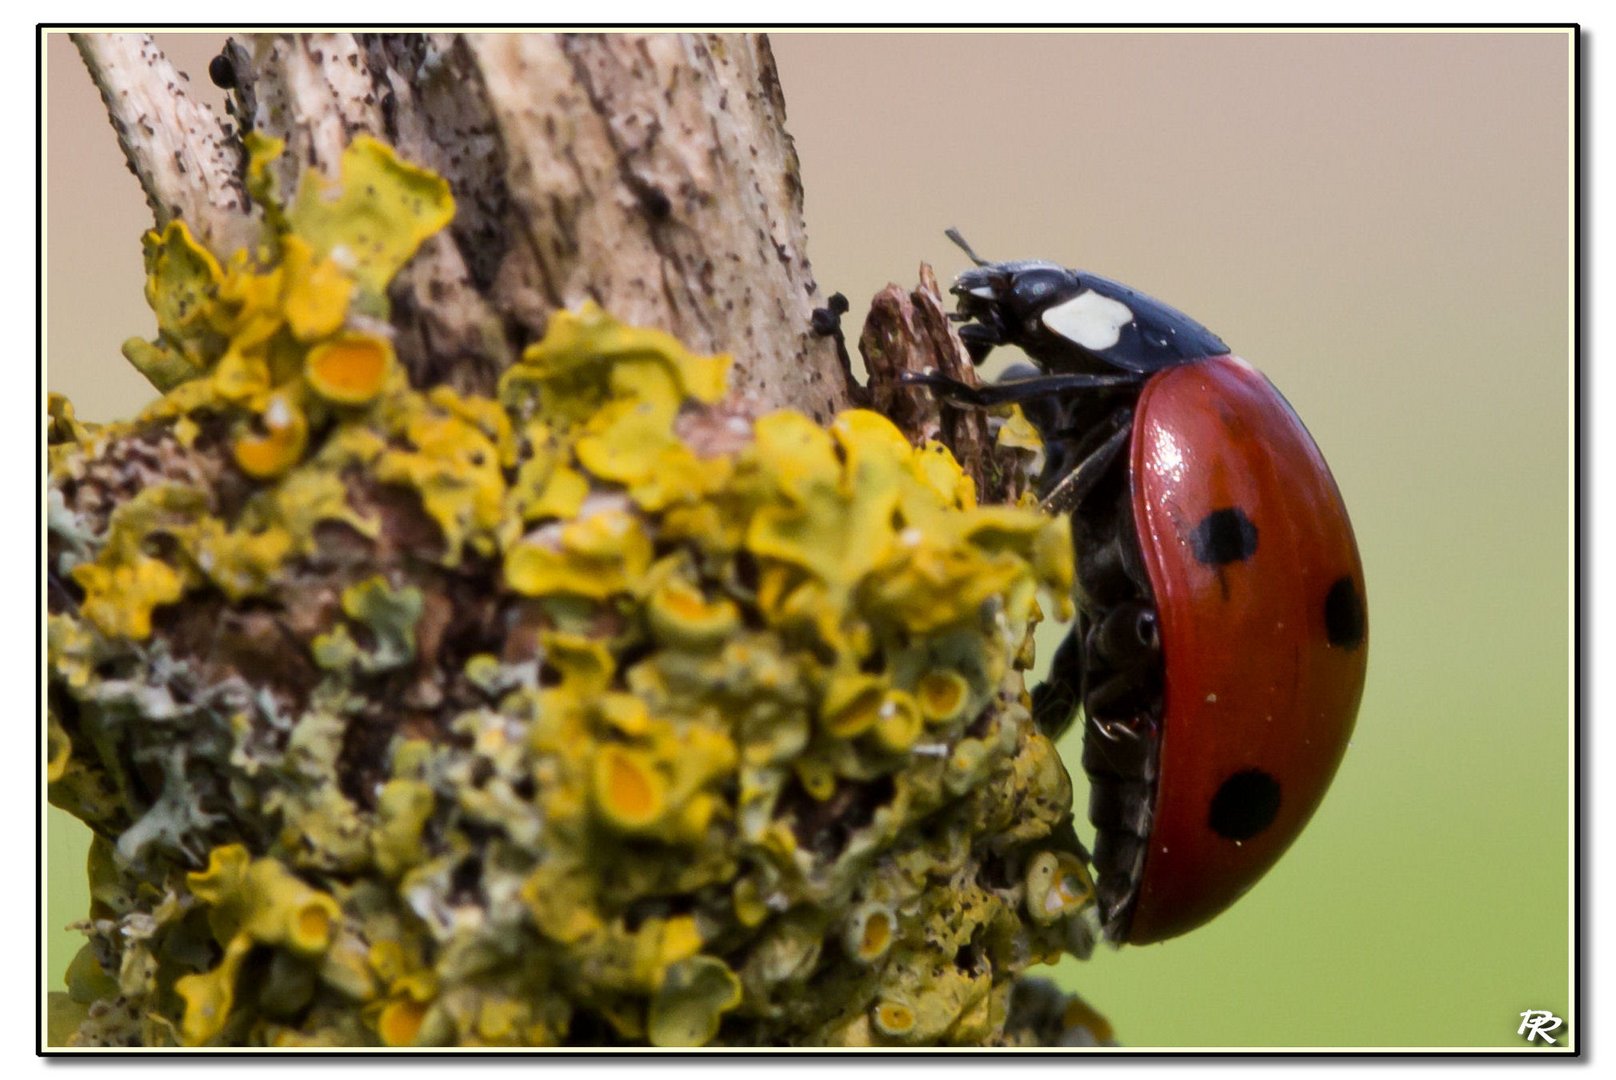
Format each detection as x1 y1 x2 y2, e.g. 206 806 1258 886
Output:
1120 355 1368 944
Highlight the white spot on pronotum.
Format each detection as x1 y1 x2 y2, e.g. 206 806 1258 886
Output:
1206 693 1218 703
1041 290 1133 350
899 528 923 546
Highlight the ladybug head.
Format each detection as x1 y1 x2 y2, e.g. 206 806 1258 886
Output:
946 229 1079 364
953 262 1075 324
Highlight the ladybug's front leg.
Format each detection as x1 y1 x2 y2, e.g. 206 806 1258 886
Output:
900 370 1140 409
955 318 1005 364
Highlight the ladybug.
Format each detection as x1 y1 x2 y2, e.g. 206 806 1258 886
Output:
906 231 1367 945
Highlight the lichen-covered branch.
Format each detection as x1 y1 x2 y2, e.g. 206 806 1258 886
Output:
73 32 848 414
50 33 1110 1049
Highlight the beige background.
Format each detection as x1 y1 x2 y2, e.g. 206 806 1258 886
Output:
45 31 1573 1047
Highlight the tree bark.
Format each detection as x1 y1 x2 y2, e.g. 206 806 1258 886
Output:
74 31 854 417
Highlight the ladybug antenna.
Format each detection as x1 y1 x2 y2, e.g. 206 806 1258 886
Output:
944 227 991 267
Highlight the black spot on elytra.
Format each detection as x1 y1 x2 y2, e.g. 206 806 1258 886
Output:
1208 769 1281 841
1190 507 1258 566
1324 575 1366 649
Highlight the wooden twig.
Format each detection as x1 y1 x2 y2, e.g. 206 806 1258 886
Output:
71 33 254 257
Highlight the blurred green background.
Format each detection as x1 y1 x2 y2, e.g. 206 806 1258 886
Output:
44 31 1573 1047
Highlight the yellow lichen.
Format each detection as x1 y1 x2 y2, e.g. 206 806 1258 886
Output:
517 461 591 522
71 554 185 642
1024 850 1096 927
820 673 887 739
542 632 617 695
793 758 837 802
872 690 924 753
234 392 309 479
175 934 254 1045
47 392 93 447
595 692 652 737
873 999 917 1039
271 468 378 550
375 392 510 563
170 846 343 1044
306 332 395 405
593 746 667 832
504 506 654 600
280 235 355 342
647 956 742 1047
121 221 227 390
285 135 455 300
377 997 431 1047
49 136 1096 1050
996 404 1045 455
46 715 72 783
647 576 741 647
521 858 606 945
69 485 206 640
188 517 296 601
372 778 436 878
916 670 971 724
500 301 729 429
844 903 896 964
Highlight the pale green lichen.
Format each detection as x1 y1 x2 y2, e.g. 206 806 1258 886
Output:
312 576 424 675
47 138 1107 1048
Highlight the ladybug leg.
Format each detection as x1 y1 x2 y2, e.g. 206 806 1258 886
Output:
1090 601 1160 668
1031 620 1085 738
900 370 1140 408
1082 704 1156 785
1086 684 1147 739
957 320 1004 364
1082 602 1162 724
809 292 853 373
1033 587 1161 742
1039 408 1134 517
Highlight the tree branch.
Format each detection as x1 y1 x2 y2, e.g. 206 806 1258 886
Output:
74 31 851 416
50 32 1097 1050
72 33 254 256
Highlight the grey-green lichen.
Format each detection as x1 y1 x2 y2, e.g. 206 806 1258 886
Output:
47 137 1104 1048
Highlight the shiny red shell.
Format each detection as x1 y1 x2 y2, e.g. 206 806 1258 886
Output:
1122 355 1367 945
